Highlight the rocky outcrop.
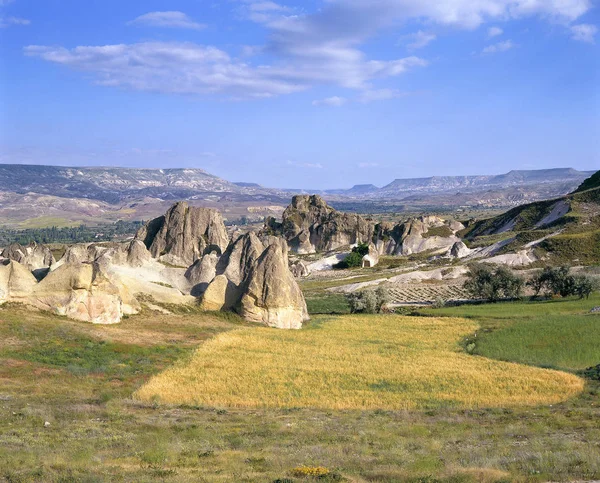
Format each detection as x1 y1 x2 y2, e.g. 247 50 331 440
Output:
290 260 310 278
449 241 471 259
1 242 55 273
375 216 464 256
185 252 219 296
0 205 307 329
136 201 229 266
238 239 309 329
32 262 136 324
265 195 374 254
199 232 267 312
267 196 467 261
361 243 380 268
200 233 309 329
0 260 38 302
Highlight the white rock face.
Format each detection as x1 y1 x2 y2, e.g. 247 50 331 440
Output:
201 234 309 329
136 201 229 266
1 242 55 273
449 241 471 259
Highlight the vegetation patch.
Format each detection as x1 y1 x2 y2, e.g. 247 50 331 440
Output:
420 293 600 372
135 315 582 410
422 225 454 238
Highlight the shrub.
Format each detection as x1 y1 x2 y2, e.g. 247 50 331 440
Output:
527 266 596 299
464 264 523 302
347 286 390 314
291 466 330 477
333 243 370 269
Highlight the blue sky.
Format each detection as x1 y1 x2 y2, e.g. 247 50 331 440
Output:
0 0 598 189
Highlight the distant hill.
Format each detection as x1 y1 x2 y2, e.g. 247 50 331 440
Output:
0 164 288 204
0 164 595 228
375 169 594 197
463 182 600 264
573 170 600 193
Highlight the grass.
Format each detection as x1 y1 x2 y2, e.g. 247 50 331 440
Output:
135 315 582 410
1 300 600 481
471 316 600 371
17 216 80 229
420 293 600 373
305 293 351 314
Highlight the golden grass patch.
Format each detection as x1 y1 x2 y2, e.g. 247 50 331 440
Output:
135 315 584 410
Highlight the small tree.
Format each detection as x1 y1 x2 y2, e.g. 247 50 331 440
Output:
348 286 390 314
527 266 596 299
464 263 523 302
334 243 370 269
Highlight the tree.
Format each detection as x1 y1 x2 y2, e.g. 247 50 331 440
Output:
334 243 370 269
464 263 523 302
527 266 595 299
348 286 390 314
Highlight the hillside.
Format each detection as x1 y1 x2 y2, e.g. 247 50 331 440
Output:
462 177 600 264
574 170 600 193
0 164 289 204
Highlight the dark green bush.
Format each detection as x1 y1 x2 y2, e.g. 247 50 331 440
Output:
527 266 596 299
334 243 370 269
464 264 523 302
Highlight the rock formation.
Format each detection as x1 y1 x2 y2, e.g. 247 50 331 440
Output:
238 239 309 329
264 195 374 254
0 203 307 329
267 196 466 260
449 241 471 259
200 233 309 329
375 216 464 256
1 242 55 273
361 243 380 268
135 201 229 266
290 260 310 278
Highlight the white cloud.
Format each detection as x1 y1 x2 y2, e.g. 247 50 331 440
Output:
286 160 323 169
488 26 503 38
0 16 29 27
404 30 437 50
482 39 515 54
312 96 347 107
570 23 597 43
25 0 593 100
0 0 15 6
359 162 379 168
128 11 206 30
25 42 426 99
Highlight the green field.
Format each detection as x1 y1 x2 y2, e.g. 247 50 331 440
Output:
421 295 600 371
0 295 599 481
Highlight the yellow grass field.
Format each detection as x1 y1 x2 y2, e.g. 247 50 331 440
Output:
135 315 584 410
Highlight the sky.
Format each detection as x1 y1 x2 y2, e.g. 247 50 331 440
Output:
0 0 598 189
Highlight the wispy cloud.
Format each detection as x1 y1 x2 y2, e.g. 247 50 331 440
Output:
0 16 29 27
358 162 379 168
404 30 437 50
487 26 503 38
25 42 426 99
312 96 347 107
26 0 592 100
0 0 15 6
128 11 206 30
570 23 597 43
286 160 323 169
482 40 515 54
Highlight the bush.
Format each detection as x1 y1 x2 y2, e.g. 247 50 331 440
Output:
347 286 390 314
527 266 596 299
333 243 370 269
464 264 523 302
